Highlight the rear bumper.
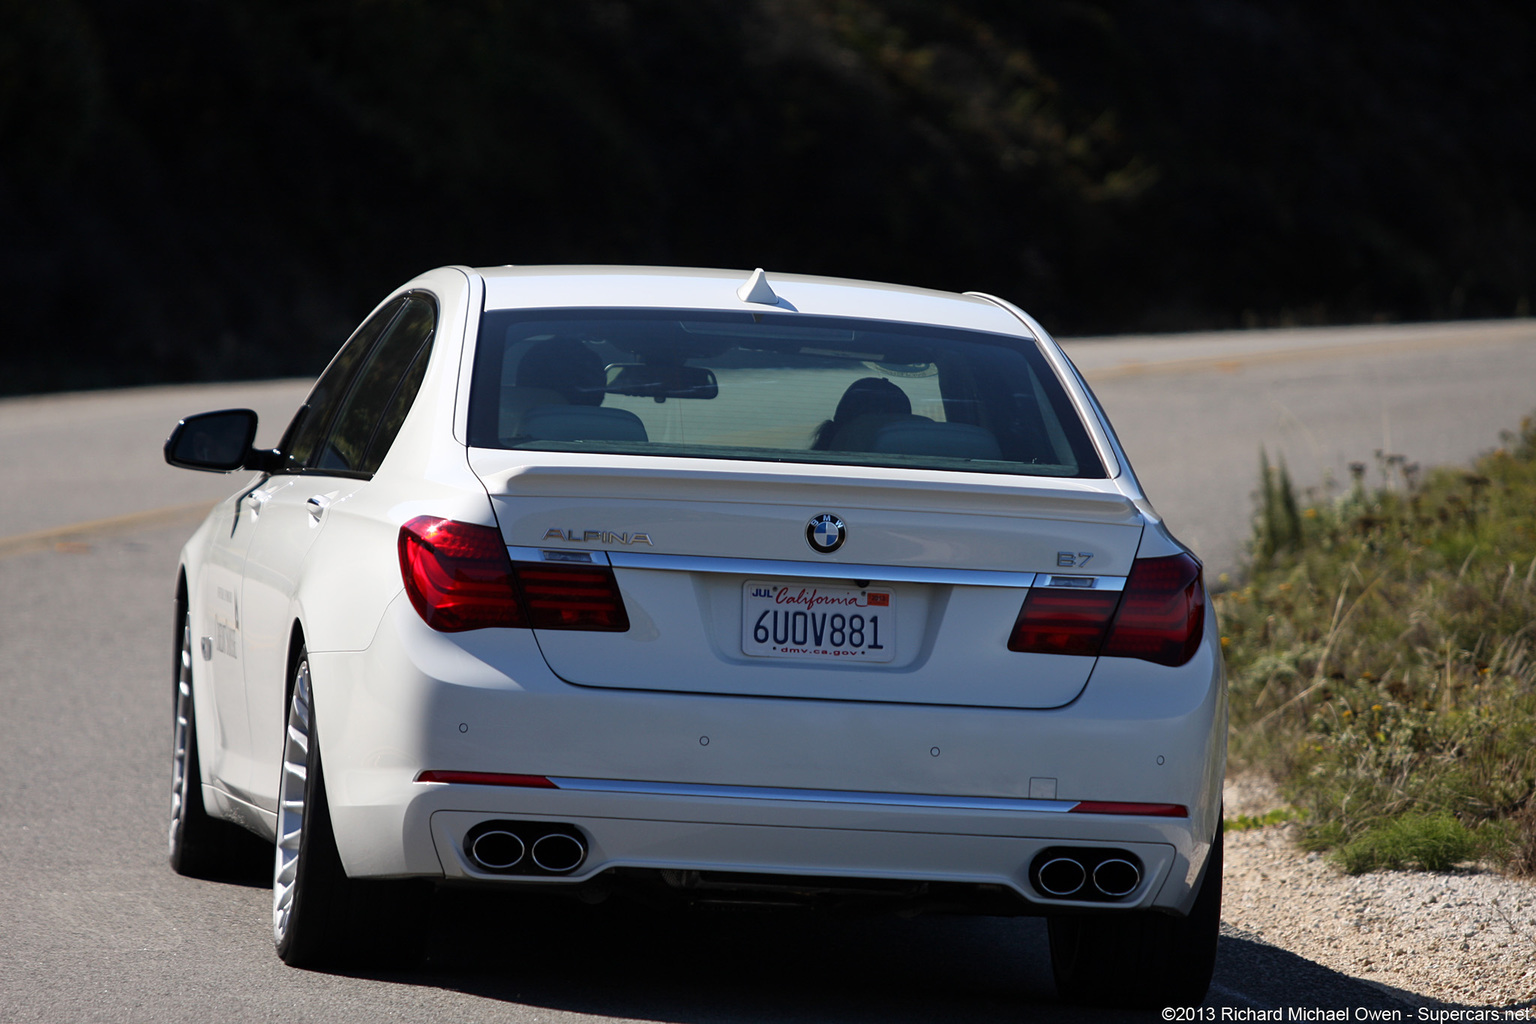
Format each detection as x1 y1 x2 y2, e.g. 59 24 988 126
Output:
416 780 1195 911
308 594 1226 915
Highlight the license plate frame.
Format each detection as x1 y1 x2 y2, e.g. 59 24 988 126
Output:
741 580 896 662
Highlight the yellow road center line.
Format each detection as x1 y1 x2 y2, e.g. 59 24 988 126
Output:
0 501 217 558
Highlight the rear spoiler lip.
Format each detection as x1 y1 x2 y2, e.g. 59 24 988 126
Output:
471 453 1144 524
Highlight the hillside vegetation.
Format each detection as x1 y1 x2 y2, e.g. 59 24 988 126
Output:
2 0 1532 394
1219 415 1536 873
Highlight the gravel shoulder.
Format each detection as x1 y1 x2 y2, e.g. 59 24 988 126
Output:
1222 777 1536 1009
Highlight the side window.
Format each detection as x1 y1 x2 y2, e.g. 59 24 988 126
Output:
357 329 433 475
315 296 436 475
283 298 406 470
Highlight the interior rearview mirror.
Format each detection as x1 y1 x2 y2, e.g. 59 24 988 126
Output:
604 363 719 401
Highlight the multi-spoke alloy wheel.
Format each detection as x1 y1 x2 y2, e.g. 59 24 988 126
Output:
169 603 228 876
272 650 430 968
272 656 314 947
169 615 197 855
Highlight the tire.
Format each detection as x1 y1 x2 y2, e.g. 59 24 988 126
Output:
1048 825 1223 1008
273 650 430 969
169 602 233 876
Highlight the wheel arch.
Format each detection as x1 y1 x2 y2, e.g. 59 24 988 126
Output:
284 619 308 712
174 568 189 704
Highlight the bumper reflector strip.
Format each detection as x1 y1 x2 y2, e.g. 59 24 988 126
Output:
1068 801 1187 817
416 771 557 788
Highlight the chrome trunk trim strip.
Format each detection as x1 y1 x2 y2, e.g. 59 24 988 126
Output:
605 551 1039 588
547 776 1078 814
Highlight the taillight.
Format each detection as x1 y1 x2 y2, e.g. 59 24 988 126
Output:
1007 552 1204 667
398 516 630 633
399 516 525 632
1007 588 1121 656
1103 553 1205 667
518 564 629 631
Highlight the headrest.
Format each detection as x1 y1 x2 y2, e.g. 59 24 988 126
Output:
869 421 1002 460
517 405 649 443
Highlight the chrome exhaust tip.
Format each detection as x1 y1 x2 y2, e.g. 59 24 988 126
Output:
469 829 526 871
462 820 589 875
1092 857 1141 897
1036 856 1087 896
1030 846 1144 902
531 833 587 874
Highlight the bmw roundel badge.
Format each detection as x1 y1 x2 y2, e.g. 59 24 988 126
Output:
806 513 846 554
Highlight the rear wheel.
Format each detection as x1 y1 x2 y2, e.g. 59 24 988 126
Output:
273 651 429 968
169 604 233 876
1048 825 1222 1007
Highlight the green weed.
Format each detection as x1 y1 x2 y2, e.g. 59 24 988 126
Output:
1256 449 1304 559
1331 812 1481 874
1224 808 1297 831
1218 414 1536 873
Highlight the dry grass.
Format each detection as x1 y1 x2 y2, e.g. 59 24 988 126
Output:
1218 414 1536 873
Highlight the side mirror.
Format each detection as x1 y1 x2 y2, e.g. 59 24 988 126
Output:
164 409 263 473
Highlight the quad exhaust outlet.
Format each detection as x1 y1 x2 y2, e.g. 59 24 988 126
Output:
1029 847 1143 902
464 820 588 875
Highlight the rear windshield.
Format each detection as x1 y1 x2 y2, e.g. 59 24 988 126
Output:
467 309 1105 478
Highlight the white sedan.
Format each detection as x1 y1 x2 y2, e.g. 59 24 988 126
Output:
165 265 1225 1006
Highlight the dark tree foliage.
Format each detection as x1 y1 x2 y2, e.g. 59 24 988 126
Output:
1 0 1532 394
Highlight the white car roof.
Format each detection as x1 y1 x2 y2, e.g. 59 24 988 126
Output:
474 265 1037 338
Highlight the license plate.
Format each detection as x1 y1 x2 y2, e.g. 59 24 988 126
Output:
741 580 896 662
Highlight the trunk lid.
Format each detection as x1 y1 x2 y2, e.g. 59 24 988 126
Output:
471 451 1145 709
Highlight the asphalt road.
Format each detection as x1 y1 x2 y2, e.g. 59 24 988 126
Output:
1067 317 1536 575
2 318 1533 1022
